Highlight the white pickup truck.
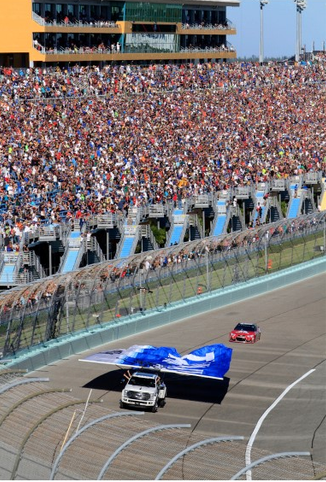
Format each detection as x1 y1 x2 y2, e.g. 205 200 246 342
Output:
120 371 167 412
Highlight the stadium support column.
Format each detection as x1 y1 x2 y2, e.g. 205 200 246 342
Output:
202 210 205 237
49 244 52 276
259 1 268 65
264 230 269 273
206 248 210 291
106 231 109 260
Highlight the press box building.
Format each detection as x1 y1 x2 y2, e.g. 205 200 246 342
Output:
0 0 239 67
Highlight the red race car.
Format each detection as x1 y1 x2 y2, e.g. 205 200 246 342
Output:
229 323 261 343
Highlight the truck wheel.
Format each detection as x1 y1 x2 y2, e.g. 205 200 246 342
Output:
119 401 125 409
158 399 166 408
151 401 158 413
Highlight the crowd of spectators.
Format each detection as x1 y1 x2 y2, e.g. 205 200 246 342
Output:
0 54 326 254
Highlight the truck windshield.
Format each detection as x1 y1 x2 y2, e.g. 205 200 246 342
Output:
130 377 155 387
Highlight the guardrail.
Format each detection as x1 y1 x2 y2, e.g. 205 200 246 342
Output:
32 12 119 28
0 211 325 359
3 254 325 371
181 21 235 30
180 44 235 53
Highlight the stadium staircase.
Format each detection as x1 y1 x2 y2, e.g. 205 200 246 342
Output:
252 184 268 227
211 193 230 236
115 207 141 259
287 180 304 219
319 178 326 211
191 194 213 239
189 218 202 241
0 253 20 287
139 225 159 252
267 196 283 223
14 249 47 284
302 190 315 215
59 224 85 274
0 231 32 287
166 208 188 246
85 212 121 260
300 172 322 214
86 235 106 264
229 205 245 232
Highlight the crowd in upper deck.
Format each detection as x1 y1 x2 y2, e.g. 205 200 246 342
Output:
0 53 326 250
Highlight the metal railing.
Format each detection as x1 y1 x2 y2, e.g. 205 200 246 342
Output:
32 12 119 29
181 20 235 30
34 42 234 56
179 43 235 54
0 212 324 359
140 224 159 251
87 236 106 264
34 46 119 55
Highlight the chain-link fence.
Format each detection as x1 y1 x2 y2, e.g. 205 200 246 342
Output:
0 212 325 359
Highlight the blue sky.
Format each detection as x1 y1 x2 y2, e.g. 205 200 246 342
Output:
230 0 326 59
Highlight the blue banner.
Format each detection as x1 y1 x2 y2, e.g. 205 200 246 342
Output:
81 344 232 380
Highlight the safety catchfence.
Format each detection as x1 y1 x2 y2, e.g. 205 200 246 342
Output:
0 212 325 359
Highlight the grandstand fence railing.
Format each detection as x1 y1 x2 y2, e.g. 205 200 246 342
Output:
0 212 325 359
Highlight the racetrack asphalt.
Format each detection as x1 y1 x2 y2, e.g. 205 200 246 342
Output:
29 271 326 466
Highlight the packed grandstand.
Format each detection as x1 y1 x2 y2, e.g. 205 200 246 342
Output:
0 54 325 286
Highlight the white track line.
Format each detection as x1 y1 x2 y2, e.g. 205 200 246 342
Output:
245 368 315 480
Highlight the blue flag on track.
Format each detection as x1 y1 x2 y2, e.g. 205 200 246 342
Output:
80 344 232 380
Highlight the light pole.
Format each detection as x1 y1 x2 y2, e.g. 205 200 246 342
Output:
264 231 269 273
259 0 268 64
294 0 307 62
205 248 210 291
